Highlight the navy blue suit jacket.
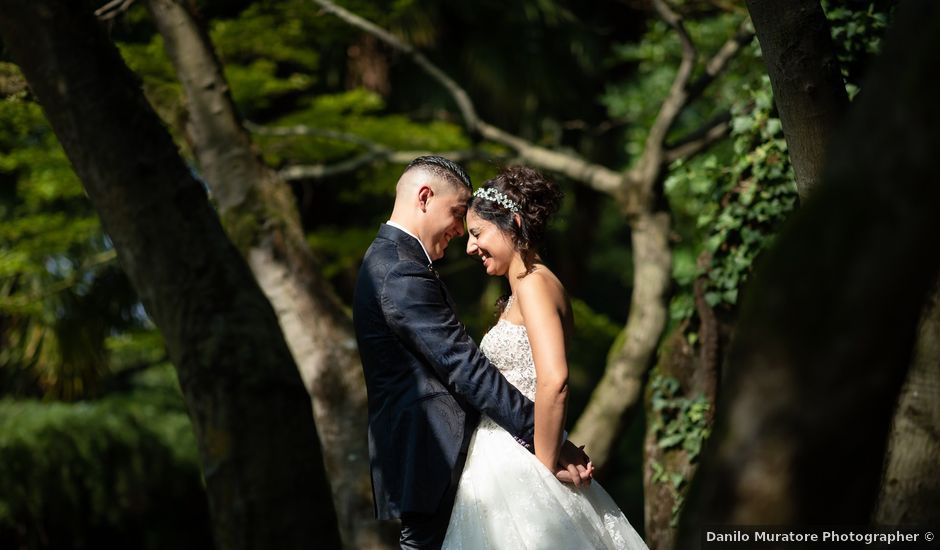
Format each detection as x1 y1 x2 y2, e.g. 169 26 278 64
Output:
353 224 536 520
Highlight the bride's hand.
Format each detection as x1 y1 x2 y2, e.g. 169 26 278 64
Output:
554 440 594 487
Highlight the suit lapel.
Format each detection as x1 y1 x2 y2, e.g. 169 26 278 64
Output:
379 224 460 314
377 223 427 264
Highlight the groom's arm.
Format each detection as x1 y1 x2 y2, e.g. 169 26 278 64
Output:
381 260 535 449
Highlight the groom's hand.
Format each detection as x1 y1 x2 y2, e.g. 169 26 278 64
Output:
555 439 594 487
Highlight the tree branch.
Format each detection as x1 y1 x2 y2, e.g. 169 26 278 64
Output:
251 121 508 180
476 121 626 195
630 0 698 186
246 121 380 150
629 4 751 188
278 147 505 182
686 20 755 103
312 0 479 130
95 0 136 20
312 0 746 210
663 111 732 163
310 0 626 198
2 249 118 308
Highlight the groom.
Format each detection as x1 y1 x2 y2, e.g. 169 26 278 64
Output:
353 156 591 549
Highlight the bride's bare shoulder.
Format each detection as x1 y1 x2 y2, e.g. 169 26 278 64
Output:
516 265 567 309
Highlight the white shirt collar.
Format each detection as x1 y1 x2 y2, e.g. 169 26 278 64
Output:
386 220 433 265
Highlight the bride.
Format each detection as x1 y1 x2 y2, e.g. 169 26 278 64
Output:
443 167 647 549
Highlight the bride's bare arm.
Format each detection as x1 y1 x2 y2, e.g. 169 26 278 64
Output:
517 272 570 474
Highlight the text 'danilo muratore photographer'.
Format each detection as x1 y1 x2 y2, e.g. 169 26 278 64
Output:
705 529 925 544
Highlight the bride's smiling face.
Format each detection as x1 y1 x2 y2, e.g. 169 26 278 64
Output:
465 209 516 276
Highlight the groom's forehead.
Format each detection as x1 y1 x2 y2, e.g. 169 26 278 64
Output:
436 184 470 204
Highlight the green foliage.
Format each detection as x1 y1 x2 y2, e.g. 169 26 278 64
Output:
824 0 894 98
210 5 321 71
117 37 185 128
665 1 895 326
602 11 762 160
567 298 622 419
648 373 711 526
0 76 152 400
665 98 795 335
225 60 314 114
649 376 710 458
648 1 895 529
0 367 210 550
672 78 798 316
306 226 377 280
255 89 471 169
583 199 635 297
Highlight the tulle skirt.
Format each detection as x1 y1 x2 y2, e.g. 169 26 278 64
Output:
443 417 648 549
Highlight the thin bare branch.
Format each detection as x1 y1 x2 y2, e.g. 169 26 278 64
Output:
476 122 626 195
686 20 755 103
246 122 381 150
663 111 732 163
279 149 504 182
311 0 479 130
2 249 118 308
252 121 507 180
628 2 749 190
311 0 625 199
279 152 385 181
95 0 136 20
630 0 699 187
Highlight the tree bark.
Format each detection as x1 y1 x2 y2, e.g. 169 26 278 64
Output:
642 325 696 550
678 1 940 540
750 0 940 527
0 0 342 548
745 0 849 200
874 280 940 524
143 1 392 547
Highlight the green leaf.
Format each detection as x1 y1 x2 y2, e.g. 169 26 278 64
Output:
657 433 685 449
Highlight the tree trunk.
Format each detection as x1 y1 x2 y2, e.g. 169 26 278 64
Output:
745 0 849 200
874 281 940 524
571 210 672 469
750 0 940 527
678 1 940 541
0 0 341 547
144 1 392 547
642 325 694 550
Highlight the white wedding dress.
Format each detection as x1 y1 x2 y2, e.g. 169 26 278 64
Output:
443 298 648 549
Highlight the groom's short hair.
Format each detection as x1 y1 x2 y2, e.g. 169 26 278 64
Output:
404 155 472 191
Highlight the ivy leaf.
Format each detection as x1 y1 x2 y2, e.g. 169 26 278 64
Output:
658 433 685 449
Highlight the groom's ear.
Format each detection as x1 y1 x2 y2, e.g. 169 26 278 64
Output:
418 185 432 212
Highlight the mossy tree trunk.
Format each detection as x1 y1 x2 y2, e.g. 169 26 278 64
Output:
144 1 392 547
0 0 341 547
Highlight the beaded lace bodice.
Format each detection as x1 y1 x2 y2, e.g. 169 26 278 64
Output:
479 296 537 403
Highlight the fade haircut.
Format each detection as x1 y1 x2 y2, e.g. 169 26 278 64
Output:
404 155 472 191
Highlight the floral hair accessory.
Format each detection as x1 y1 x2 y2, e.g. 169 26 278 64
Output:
473 186 520 213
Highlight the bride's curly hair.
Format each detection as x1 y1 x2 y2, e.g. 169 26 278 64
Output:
468 165 563 276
